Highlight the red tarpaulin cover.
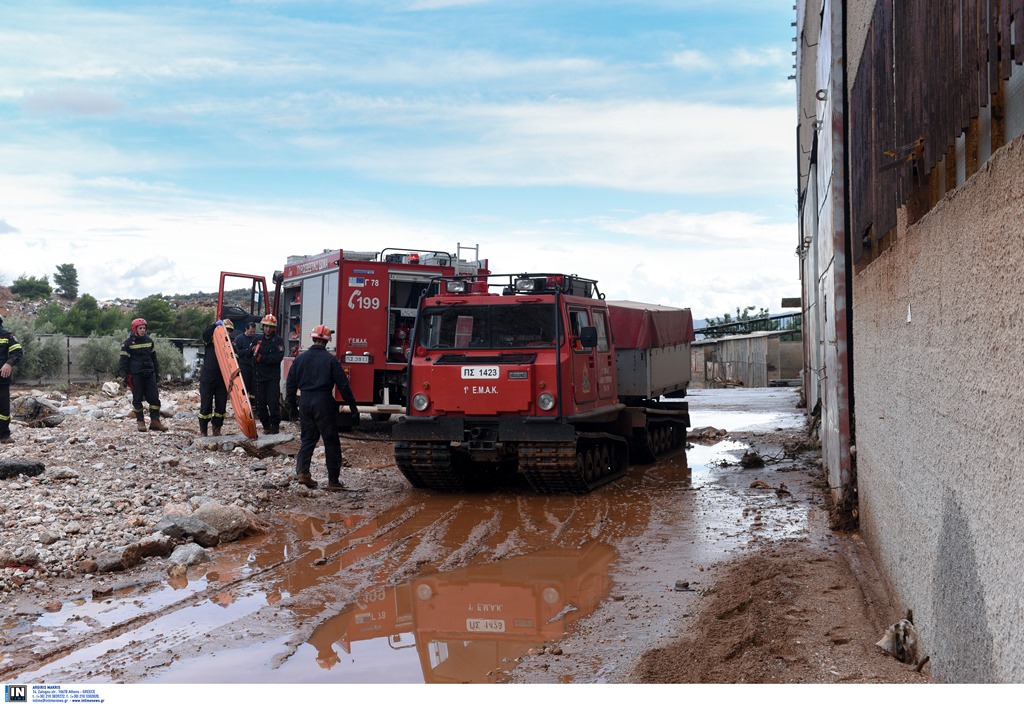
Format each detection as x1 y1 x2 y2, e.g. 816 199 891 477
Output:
606 301 694 349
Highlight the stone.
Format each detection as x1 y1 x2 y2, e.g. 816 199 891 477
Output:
192 501 261 543
0 460 45 480
154 515 220 548
169 543 210 566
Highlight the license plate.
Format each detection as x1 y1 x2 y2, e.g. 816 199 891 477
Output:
345 354 371 364
461 366 499 379
466 618 505 633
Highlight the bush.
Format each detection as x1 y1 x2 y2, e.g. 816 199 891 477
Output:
78 336 121 381
37 336 66 381
4 318 40 381
154 338 186 380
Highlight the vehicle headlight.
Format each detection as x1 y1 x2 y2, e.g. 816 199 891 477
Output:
412 393 430 411
538 392 556 411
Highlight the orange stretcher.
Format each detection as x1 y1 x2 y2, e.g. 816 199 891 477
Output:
213 324 258 439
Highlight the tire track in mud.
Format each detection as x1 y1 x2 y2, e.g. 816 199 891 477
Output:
4 488 624 682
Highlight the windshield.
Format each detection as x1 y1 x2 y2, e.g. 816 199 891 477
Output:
420 304 558 349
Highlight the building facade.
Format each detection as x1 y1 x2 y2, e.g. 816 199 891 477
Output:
796 0 1024 682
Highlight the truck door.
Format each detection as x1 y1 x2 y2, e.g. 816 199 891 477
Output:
567 306 598 408
591 309 615 400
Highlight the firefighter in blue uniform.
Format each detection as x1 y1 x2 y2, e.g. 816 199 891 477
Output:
0 316 24 444
285 324 360 490
198 318 233 436
119 318 168 432
232 321 258 406
250 314 286 434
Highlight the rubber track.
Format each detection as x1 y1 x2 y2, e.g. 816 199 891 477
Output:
394 441 468 491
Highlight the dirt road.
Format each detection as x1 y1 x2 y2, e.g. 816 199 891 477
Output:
0 386 930 684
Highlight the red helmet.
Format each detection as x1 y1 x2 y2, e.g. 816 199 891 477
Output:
131 318 147 334
310 324 333 342
261 314 277 327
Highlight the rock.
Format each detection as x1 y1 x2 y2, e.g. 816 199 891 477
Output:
36 531 61 546
77 559 98 574
94 543 145 573
137 534 175 559
14 547 40 566
49 467 80 480
0 460 45 480
192 502 261 543
154 515 220 548
11 396 65 427
169 543 211 566
101 381 121 397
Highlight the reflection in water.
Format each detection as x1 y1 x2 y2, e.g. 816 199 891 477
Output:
306 542 617 683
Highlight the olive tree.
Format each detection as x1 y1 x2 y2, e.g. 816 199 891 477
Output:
78 336 121 381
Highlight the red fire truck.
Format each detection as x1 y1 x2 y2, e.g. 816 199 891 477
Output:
216 245 489 420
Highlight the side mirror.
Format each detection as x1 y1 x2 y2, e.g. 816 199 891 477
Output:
579 326 598 349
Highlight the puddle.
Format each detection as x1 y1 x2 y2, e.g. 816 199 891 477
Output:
8 388 814 684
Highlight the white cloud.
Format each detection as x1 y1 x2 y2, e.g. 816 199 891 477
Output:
23 88 126 116
670 50 713 70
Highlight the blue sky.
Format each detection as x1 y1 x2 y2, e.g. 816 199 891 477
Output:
0 0 797 321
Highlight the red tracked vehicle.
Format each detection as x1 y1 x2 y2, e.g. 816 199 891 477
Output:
393 273 694 493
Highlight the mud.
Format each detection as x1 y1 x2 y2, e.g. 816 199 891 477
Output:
0 387 930 685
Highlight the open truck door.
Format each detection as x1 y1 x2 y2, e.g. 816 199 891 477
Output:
216 272 273 330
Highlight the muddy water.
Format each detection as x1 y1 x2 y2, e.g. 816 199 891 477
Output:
11 391 812 684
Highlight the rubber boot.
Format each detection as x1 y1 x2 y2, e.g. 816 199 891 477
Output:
199 422 209 437
150 411 169 432
212 426 222 437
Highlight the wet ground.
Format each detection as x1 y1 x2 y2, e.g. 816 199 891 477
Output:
1 387 822 684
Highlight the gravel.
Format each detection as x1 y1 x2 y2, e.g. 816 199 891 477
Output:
0 386 304 600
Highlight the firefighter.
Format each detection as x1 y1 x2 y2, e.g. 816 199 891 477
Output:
285 324 360 490
119 318 168 432
232 321 258 405
198 318 233 437
250 313 286 434
0 316 24 444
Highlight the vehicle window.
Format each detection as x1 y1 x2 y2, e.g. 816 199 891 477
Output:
592 310 609 352
568 308 590 350
420 304 557 349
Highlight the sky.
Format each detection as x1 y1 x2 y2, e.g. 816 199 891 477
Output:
0 0 798 323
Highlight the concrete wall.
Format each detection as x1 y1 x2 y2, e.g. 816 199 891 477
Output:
852 134 1024 682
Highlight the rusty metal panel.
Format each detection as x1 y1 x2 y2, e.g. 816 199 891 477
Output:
848 0 1024 264
1014 0 1024 65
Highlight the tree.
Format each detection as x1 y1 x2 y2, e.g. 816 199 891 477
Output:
172 307 214 339
97 307 130 336
10 274 52 300
702 306 780 339
77 336 121 381
54 263 79 299
34 302 67 332
135 295 174 336
63 294 103 336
